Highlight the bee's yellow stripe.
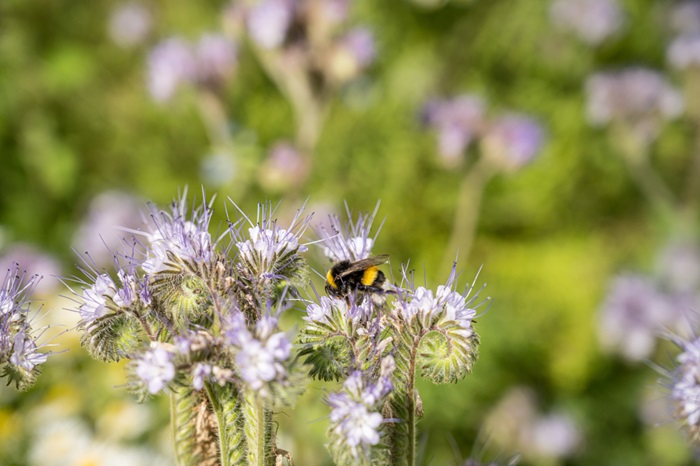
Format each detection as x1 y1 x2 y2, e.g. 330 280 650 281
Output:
361 266 379 286
326 269 337 289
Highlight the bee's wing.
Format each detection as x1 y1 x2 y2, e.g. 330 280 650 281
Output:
337 254 390 278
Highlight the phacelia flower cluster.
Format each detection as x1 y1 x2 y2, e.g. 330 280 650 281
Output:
0 264 50 391
226 0 376 85
147 33 237 102
422 94 545 171
584 68 683 144
316 203 382 262
224 312 294 399
549 0 625 45
327 356 395 459
670 335 700 444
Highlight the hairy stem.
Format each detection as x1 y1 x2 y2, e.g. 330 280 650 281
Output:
406 342 418 466
243 391 274 466
205 382 228 466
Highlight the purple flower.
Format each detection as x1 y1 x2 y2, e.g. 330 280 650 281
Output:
585 69 683 143
141 194 214 274
79 274 118 323
108 2 152 48
259 141 309 191
668 34 700 70
422 95 486 167
195 33 238 86
136 345 176 394
147 38 198 102
482 114 545 171
10 333 47 371
598 274 677 361
225 312 293 396
316 204 382 262
192 362 212 391
232 203 310 278
72 191 145 267
549 0 624 45
305 296 337 323
341 27 376 69
0 265 50 382
234 331 291 391
670 2 700 35
668 334 700 441
327 360 394 457
394 283 477 332
0 244 61 295
247 0 295 49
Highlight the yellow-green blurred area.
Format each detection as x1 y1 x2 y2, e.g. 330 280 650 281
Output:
1 0 698 464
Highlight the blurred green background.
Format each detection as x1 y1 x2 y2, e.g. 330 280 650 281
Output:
1 0 698 464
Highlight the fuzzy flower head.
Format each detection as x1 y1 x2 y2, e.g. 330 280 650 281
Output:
141 193 214 274
0 265 51 390
135 343 176 394
327 358 394 458
669 334 700 443
585 68 684 144
549 0 625 45
224 312 294 399
233 202 310 279
422 94 486 168
317 203 383 262
394 265 479 333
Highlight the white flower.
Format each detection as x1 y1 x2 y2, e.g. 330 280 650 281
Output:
192 363 212 391
80 274 118 323
136 345 176 394
10 333 47 371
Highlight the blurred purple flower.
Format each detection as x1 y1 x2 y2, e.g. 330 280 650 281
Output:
668 34 700 70
598 274 678 361
422 95 486 167
482 114 545 171
0 244 61 295
259 141 309 191
585 69 683 143
195 33 238 86
342 28 376 69
549 0 624 45
670 2 700 35
147 38 198 102
247 0 296 49
530 412 581 458
136 344 176 394
658 241 700 293
72 191 144 267
108 2 151 48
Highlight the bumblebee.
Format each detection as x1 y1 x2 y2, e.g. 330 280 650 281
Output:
325 255 390 300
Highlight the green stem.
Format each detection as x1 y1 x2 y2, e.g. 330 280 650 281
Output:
442 159 494 270
406 342 418 466
205 382 229 466
244 391 273 466
170 393 184 466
